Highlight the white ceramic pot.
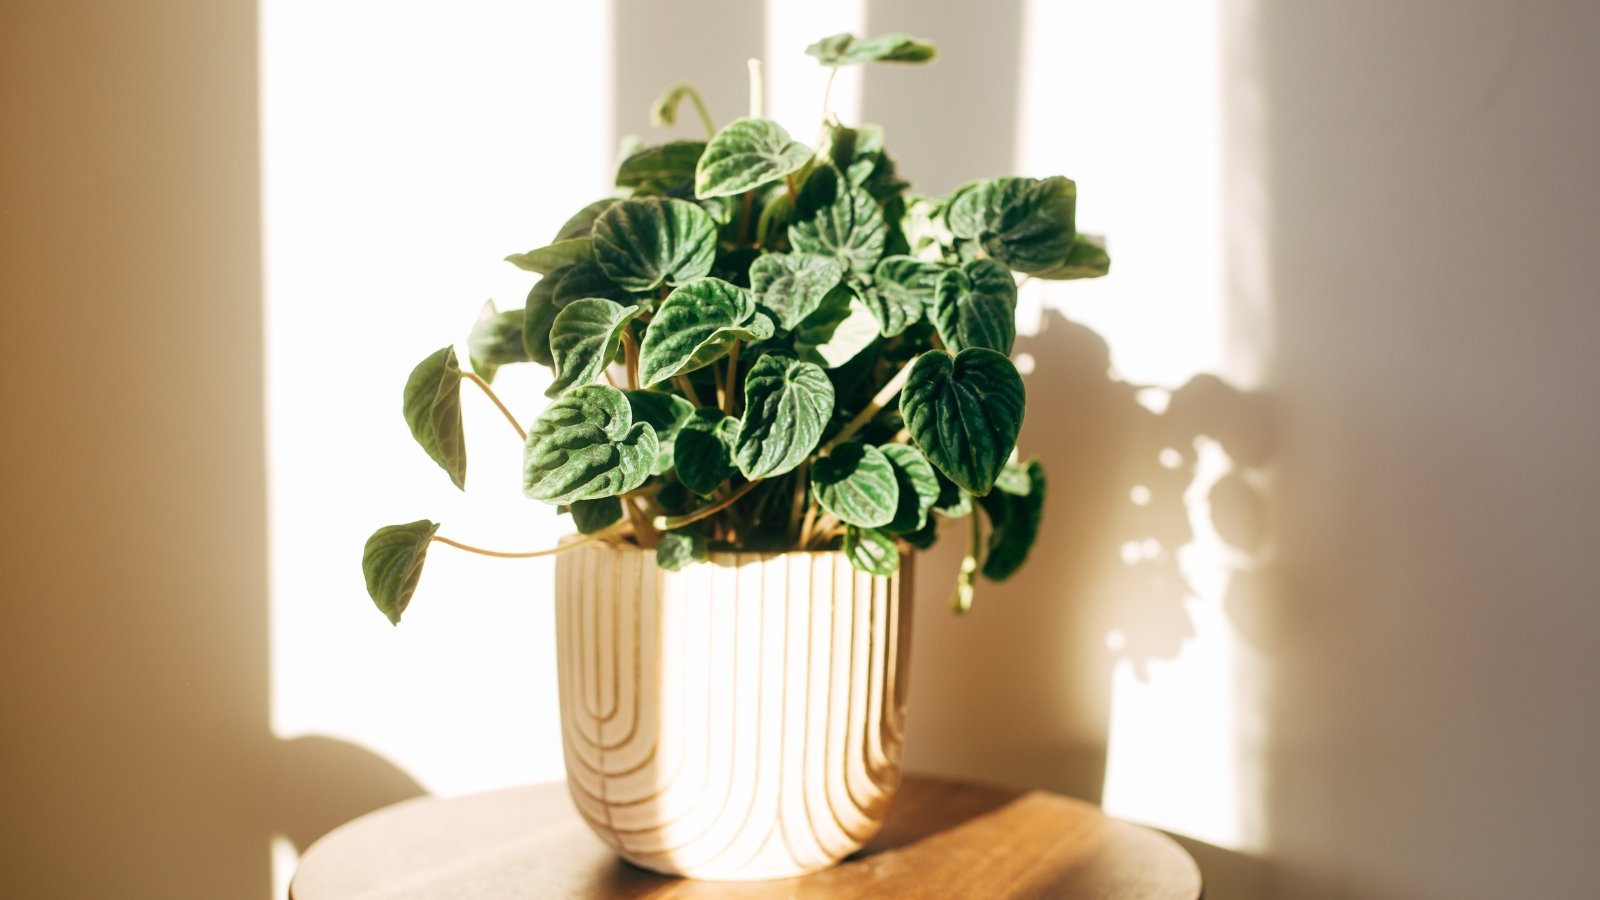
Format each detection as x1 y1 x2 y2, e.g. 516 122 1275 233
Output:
553 542 914 880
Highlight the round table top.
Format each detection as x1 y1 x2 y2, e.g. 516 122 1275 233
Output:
291 775 1202 899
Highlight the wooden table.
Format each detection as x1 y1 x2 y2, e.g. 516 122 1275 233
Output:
291 775 1202 899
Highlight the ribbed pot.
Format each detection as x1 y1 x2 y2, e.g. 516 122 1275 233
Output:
553 542 914 880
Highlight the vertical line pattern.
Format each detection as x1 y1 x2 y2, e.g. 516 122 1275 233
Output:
553 545 912 880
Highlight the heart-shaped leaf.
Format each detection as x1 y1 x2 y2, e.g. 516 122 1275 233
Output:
844 526 900 576
638 278 773 386
932 258 1018 354
468 299 528 383
523 384 658 504
900 348 1025 495
748 252 845 330
593 197 717 293
656 529 707 572
523 261 631 367
695 118 812 199
362 520 439 625
793 287 879 369
983 176 1077 274
806 32 936 66
617 141 706 196
881 443 939 534
811 442 899 528
553 199 617 242
675 408 739 495
547 298 644 396
734 352 835 480
870 255 944 336
627 389 695 475
570 496 623 534
1034 233 1111 280
788 164 887 273
944 177 1032 239
506 237 593 274
980 458 1046 581
402 347 466 490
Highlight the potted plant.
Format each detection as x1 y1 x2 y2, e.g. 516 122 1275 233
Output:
359 31 1109 881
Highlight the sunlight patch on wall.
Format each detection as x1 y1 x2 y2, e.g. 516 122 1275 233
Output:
261 0 613 797
763 0 866 140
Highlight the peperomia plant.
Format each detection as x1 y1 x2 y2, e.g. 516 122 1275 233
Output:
362 32 1109 625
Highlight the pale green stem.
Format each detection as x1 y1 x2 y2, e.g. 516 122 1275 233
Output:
818 355 918 455
820 67 839 123
655 478 762 531
953 510 981 614
747 58 765 118
462 372 526 442
432 521 625 559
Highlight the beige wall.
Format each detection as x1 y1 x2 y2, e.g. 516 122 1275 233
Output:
4 1 1598 898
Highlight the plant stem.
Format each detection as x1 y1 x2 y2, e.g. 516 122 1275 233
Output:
787 462 809 542
738 189 756 245
686 88 715 138
798 495 818 548
622 329 641 390
953 512 981 614
723 341 741 415
431 522 625 559
807 513 840 549
675 373 704 408
462 372 527 442
820 67 839 123
624 495 659 549
747 58 765 118
785 173 798 205
654 478 762 530
818 354 918 454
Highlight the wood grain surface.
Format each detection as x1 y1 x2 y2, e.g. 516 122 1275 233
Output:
291 776 1202 899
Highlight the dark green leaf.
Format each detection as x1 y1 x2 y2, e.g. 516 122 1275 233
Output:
900 348 1025 495
593 197 717 293
980 458 1046 581
870 255 944 335
523 384 658 504
675 408 739 495
806 32 936 66
901 516 939 550
522 261 631 367
553 199 617 242
810 443 899 528
788 165 887 273
616 141 705 196
844 526 900 575
932 258 1018 354
467 299 528 383
734 351 835 479
402 347 466 490
944 177 1033 240
983 176 1077 274
933 469 972 518
881 443 939 534
755 190 792 249
793 287 879 369
362 520 439 625
694 118 812 199
638 278 772 387
748 252 845 330
1034 233 1111 280
656 529 707 571
547 298 644 396
571 497 623 534
626 390 695 475
506 237 593 274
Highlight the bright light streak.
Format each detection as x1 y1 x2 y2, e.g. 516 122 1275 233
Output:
764 0 866 138
262 0 613 796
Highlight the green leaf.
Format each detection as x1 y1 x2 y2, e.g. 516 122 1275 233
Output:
810 442 899 528
933 469 972 518
547 298 644 397
755 190 793 249
467 299 528 383
869 256 944 336
656 529 707 571
593 197 717 293
881 443 939 534
734 351 835 480
506 237 593 274
983 176 1077 274
788 165 887 273
651 82 709 130
522 261 631 367
748 252 845 330
944 177 1034 240
793 287 879 369
638 278 772 387
992 458 1033 496
402 347 467 490
1034 233 1111 280
844 526 900 576
806 32 937 66
523 384 658 504
980 458 1046 581
626 389 696 475
553 199 617 242
571 497 623 534
932 258 1018 354
900 348 1025 495
675 408 739 495
616 141 705 196
362 520 439 625
694 118 812 199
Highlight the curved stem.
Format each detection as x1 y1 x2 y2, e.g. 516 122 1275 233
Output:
818 354 917 454
723 340 741 415
462 372 526 442
687 89 715 138
654 478 762 531
820 67 839 123
953 511 981 614
431 522 624 559
747 58 765 118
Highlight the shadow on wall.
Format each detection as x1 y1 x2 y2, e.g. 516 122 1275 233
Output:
901 310 1275 805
